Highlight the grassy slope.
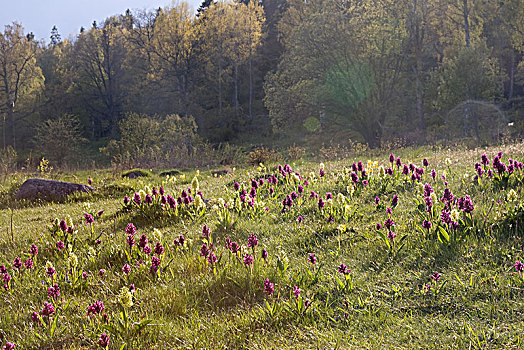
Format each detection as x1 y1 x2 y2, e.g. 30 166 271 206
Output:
0 142 523 349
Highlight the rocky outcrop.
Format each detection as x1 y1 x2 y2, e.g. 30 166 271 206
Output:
15 178 95 201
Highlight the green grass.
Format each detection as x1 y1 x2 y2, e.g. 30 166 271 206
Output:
0 142 523 349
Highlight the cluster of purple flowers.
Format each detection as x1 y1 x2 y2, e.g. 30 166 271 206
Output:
150 256 161 274
98 332 110 347
247 234 259 249
47 283 60 299
264 279 274 295
338 263 350 275
173 234 185 247
225 237 240 254
41 302 55 317
87 300 105 317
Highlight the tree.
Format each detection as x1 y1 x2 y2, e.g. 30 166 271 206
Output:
70 19 126 139
0 22 44 149
33 114 86 166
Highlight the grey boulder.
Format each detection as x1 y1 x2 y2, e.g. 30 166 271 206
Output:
15 178 95 201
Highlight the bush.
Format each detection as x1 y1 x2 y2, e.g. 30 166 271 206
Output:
33 114 86 166
287 144 306 162
122 169 151 178
248 147 280 165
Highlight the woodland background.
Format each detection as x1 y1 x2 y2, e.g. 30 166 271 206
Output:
1 0 524 169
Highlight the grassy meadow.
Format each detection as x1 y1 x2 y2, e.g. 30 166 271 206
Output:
0 142 523 349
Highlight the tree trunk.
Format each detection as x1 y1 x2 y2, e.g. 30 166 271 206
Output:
234 63 239 116
509 52 515 99
463 0 470 47
8 102 15 149
249 55 253 119
414 64 425 132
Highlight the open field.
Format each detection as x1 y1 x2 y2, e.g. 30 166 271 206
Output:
0 142 523 349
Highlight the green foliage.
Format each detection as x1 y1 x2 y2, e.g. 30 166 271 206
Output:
0 143 523 348
33 114 87 166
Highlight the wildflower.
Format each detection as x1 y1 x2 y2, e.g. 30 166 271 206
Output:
308 253 317 265
457 195 474 213
82 272 88 279
30 244 38 256
202 225 211 238
403 165 409 175
87 300 105 317
139 234 148 248
24 258 33 270
514 261 524 272
297 185 304 194
200 244 209 257
207 252 217 265
99 269 106 277
151 256 161 270
338 263 350 275
351 172 359 183
318 198 325 209
31 311 40 322
178 234 185 247
481 154 489 166
13 257 22 270
374 196 380 205
98 332 110 348
297 216 304 223
95 239 102 245
445 158 452 166
118 287 134 308
376 223 382 230
423 158 429 167
389 153 395 163
293 285 301 299
264 279 274 295
154 242 164 255
2 342 15 350
59 219 67 232
3 273 11 283
423 183 433 197
230 241 240 254
319 168 325 177
47 284 60 299
129 284 136 293
507 189 518 202
386 207 392 215
84 213 94 224
122 264 131 275
41 302 55 316
124 223 136 237
431 272 441 281
450 208 460 222
46 265 56 278
127 234 135 248
0 265 6 274
68 252 78 267
243 254 254 266
384 218 395 230
143 245 152 255
387 230 397 240
247 234 259 248
261 248 268 260
422 220 432 230
56 241 65 251
396 158 402 168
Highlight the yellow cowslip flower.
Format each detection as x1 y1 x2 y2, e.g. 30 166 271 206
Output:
507 189 518 202
337 224 347 233
450 208 460 222
194 194 204 208
144 186 151 194
430 192 438 205
320 163 325 169
118 287 134 308
151 228 163 241
191 176 199 191
180 174 185 180
68 252 78 268
445 158 452 166
337 193 346 205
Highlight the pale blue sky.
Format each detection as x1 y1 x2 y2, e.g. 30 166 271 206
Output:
1 0 201 42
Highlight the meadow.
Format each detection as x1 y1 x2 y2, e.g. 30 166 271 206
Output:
0 142 523 349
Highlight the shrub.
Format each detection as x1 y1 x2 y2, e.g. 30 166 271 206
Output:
287 144 306 162
248 147 280 165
